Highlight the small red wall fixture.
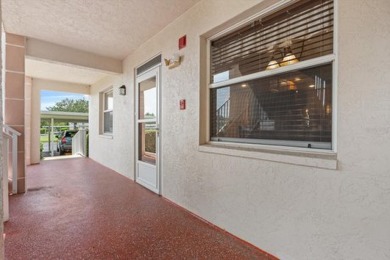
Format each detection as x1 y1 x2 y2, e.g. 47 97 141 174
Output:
179 35 186 50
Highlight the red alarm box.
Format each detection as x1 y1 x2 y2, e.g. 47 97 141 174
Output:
180 99 186 110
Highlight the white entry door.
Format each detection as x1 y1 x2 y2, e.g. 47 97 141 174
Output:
135 66 161 194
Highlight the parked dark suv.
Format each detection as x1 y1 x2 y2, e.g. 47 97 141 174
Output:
57 130 78 155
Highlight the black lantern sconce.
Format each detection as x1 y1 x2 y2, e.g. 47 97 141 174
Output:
119 85 126 96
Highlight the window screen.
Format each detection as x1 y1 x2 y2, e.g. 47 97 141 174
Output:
209 0 334 149
210 64 332 149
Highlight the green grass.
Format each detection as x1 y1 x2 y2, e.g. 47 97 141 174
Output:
40 135 58 143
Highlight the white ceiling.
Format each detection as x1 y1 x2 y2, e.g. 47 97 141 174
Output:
2 0 200 60
2 0 200 85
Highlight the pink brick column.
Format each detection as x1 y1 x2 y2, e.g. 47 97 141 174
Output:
4 33 26 193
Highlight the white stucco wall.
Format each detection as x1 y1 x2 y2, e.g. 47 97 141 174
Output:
89 0 390 259
88 74 134 176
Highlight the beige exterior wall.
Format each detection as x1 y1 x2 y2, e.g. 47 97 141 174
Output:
89 0 390 259
4 33 26 193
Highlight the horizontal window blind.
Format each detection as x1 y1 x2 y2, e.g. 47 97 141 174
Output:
210 64 332 149
210 0 334 83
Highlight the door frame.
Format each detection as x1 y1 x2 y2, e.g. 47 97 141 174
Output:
134 63 162 195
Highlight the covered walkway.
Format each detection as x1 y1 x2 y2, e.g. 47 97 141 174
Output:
4 158 273 259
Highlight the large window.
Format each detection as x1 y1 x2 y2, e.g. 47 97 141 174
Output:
209 0 334 149
102 88 113 134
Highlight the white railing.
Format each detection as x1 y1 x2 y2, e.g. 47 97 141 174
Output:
2 125 21 222
72 129 87 157
3 125 21 194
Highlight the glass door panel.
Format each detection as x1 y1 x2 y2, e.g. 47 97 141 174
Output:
138 77 157 120
138 122 157 165
135 66 160 194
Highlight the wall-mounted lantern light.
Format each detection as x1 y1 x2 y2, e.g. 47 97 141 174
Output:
119 85 126 96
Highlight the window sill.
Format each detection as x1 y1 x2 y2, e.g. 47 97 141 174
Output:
198 142 337 170
99 134 113 139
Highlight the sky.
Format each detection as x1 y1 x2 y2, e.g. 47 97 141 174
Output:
41 89 155 113
143 87 156 116
41 90 89 111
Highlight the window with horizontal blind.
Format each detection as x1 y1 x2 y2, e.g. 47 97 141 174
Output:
209 0 334 149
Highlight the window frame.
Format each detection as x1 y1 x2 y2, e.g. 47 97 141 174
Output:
204 0 338 153
101 88 113 135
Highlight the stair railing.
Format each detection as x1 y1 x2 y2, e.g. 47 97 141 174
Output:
216 98 230 135
3 124 21 195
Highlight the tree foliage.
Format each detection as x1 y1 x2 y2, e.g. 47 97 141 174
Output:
46 98 89 113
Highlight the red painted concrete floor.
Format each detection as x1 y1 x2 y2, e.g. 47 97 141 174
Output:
5 158 276 260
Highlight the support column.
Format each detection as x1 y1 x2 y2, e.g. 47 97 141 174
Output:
25 76 32 165
0 1 5 256
51 117 54 157
4 33 26 193
30 81 41 164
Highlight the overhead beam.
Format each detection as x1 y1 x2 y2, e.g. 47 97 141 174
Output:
41 111 88 122
26 38 122 74
33 78 90 95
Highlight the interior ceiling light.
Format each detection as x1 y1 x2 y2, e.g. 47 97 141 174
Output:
287 80 297 91
266 46 280 70
266 41 299 70
266 60 280 70
280 47 299 67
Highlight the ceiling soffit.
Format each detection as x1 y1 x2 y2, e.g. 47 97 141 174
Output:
2 0 201 59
